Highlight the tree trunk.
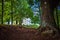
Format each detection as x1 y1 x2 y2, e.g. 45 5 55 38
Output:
55 7 59 27
19 19 22 25
11 0 13 25
41 1 56 27
1 0 4 24
8 19 10 25
16 20 18 24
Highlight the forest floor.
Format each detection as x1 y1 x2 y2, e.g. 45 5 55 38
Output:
0 25 60 40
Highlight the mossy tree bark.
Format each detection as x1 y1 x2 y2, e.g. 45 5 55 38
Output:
41 0 58 27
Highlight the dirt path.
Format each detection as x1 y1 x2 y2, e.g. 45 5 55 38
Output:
0 25 60 40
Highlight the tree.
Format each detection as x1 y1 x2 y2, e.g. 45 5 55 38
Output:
0 0 2 24
40 0 59 29
11 0 34 25
1 0 4 24
0 0 40 26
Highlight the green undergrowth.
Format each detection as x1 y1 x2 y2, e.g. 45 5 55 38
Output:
22 25 39 29
0 24 40 29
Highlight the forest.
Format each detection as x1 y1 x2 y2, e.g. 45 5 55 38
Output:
0 0 60 40
0 0 41 28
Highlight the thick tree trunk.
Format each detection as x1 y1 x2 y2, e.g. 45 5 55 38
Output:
41 1 56 27
38 0 60 33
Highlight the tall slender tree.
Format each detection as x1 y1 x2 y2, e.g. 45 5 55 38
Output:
1 0 4 24
11 0 13 25
55 7 59 27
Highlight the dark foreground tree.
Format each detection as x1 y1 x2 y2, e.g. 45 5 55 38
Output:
40 0 60 29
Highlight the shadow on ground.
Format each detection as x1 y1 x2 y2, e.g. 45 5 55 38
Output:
0 25 60 40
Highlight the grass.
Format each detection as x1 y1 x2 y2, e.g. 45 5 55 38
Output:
23 25 40 29
0 24 40 29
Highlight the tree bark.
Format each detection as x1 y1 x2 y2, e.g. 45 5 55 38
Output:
19 19 22 25
16 20 18 24
41 0 56 27
55 7 59 27
11 0 13 25
1 0 4 24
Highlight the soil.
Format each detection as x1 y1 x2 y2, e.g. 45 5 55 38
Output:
0 25 60 40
